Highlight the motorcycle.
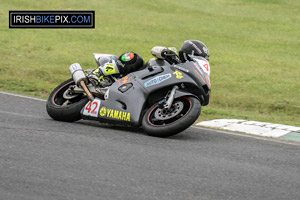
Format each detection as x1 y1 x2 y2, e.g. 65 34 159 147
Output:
46 53 211 137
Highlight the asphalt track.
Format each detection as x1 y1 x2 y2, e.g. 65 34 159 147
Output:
1 92 300 200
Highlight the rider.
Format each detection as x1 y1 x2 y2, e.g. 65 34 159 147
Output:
89 40 210 83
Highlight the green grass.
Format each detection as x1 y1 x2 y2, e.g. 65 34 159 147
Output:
0 0 299 126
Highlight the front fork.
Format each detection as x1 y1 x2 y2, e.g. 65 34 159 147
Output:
159 85 179 110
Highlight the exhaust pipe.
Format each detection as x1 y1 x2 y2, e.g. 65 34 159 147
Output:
69 63 94 101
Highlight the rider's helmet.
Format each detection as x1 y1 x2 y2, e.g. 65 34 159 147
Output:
179 40 210 61
118 52 144 74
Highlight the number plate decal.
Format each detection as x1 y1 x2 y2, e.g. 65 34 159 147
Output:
83 99 101 117
195 58 210 76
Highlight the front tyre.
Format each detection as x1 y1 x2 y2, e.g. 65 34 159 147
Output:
46 78 89 122
142 96 201 137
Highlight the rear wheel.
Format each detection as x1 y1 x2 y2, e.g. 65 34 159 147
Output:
142 96 201 137
46 78 89 122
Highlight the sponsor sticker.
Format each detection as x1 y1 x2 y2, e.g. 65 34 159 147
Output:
173 70 183 79
144 73 172 87
99 106 131 121
117 76 129 85
99 106 107 117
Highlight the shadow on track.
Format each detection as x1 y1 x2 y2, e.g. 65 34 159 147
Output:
44 117 213 142
76 120 212 141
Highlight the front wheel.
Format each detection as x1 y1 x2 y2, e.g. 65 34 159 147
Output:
142 96 201 137
46 78 89 122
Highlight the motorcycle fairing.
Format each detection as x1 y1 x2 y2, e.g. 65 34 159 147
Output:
81 60 211 126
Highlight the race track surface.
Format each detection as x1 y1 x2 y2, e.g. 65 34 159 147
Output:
1 92 300 200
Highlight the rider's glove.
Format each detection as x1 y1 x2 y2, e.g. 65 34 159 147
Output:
179 51 189 63
151 46 180 64
161 47 180 64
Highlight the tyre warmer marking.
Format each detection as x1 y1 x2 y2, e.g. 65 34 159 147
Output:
51 80 75 106
147 97 193 127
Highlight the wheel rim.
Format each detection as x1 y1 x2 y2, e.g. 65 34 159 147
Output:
52 81 85 106
63 88 80 100
147 97 193 126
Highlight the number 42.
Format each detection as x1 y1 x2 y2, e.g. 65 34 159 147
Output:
85 101 99 114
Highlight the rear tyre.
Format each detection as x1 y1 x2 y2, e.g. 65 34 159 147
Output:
46 78 89 122
142 96 201 137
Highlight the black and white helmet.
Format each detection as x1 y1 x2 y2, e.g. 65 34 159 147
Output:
180 40 210 60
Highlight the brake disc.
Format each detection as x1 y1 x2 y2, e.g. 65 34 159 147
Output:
154 101 184 120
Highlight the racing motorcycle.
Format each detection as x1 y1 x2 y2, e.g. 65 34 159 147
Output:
46 53 211 137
